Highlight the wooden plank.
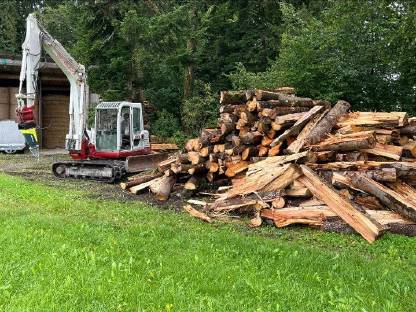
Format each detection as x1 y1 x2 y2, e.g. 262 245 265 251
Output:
247 151 313 175
363 143 403 160
307 161 416 176
151 143 178 151
285 187 312 198
211 192 284 212
129 177 162 194
262 207 416 236
337 112 407 128
298 165 383 243
260 164 302 192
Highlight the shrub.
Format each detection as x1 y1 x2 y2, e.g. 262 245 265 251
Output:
181 81 218 136
152 110 181 139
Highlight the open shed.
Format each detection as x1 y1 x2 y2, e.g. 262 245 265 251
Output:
0 55 71 149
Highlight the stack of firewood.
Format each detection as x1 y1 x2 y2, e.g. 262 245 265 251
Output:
122 88 416 243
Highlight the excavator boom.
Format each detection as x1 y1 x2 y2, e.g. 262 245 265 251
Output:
18 13 165 182
17 13 88 152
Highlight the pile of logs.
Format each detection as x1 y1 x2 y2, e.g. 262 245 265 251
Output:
122 88 416 243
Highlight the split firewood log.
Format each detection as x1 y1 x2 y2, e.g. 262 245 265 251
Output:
183 205 212 223
258 146 269 157
240 131 263 145
219 104 246 114
298 165 384 243
335 151 367 162
241 146 259 160
184 176 201 191
149 174 177 201
158 157 179 172
225 161 250 177
271 196 286 209
121 172 164 190
199 146 213 157
255 90 314 108
337 112 407 128
188 163 207 175
185 138 202 152
220 90 247 104
267 143 282 157
286 108 329 154
206 160 220 173
351 175 416 222
188 151 205 165
363 143 403 160
400 126 416 136
403 141 416 158
201 129 222 145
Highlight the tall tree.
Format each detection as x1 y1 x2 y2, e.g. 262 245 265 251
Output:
230 1 416 113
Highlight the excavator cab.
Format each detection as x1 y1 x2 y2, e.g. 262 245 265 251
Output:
94 102 149 153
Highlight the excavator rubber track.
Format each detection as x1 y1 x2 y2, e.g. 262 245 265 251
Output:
52 160 126 183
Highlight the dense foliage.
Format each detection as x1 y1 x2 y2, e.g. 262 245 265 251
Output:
230 1 416 114
1 0 415 138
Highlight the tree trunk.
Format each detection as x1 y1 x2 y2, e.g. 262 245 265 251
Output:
220 90 247 104
286 108 329 154
120 172 163 190
307 100 351 145
271 105 325 147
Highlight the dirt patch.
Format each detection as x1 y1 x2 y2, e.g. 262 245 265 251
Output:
0 151 184 210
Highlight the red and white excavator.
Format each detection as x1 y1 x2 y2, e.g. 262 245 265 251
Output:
16 14 167 182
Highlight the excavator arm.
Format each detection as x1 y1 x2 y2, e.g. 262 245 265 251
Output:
17 13 89 152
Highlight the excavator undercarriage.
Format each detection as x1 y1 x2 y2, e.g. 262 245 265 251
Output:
52 159 126 183
52 153 169 183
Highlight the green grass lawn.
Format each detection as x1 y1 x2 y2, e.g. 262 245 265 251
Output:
0 174 415 311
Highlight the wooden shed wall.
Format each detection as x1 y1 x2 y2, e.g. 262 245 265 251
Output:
0 87 69 149
0 87 11 119
41 94 69 149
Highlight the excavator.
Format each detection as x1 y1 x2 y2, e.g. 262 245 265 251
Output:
16 14 168 182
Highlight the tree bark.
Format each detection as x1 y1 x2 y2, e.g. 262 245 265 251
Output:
270 105 325 147
120 172 163 190
307 100 351 145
